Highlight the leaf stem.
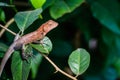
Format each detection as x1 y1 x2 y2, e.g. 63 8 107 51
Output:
75 75 79 78
0 18 15 37
42 54 77 80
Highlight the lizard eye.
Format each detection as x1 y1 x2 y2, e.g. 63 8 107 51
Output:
48 22 53 26
49 23 52 26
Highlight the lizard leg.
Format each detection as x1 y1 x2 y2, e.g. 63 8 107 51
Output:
21 45 33 61
33 38 50 48
22 44 28 60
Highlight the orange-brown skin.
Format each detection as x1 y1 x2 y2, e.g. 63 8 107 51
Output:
16 20 58 45
0 20 58 76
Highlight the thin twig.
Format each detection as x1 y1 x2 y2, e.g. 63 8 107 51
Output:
42 54 77 80
0 24 16 36
0 18 15 37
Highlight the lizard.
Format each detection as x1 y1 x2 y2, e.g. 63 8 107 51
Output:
0 20 58 77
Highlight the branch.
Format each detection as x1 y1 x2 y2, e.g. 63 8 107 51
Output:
0 18 15 37
42 54 77 80
0 24 16 37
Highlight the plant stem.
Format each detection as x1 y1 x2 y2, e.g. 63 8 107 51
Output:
0 24 16 36
0 18 15 37
42 54 77 80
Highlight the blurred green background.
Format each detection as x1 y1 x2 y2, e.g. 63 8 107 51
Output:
0 0 120 80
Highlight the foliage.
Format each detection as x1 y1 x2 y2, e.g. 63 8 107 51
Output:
14 8 42 32
0 9 5 23
30 37 53 54
0 0 120 80
30 0 46 9
68 48 90 76
49 0 84 19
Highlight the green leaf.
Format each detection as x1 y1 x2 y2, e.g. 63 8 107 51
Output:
0 2 14 7
102 67 118 80
0 9 5 23
30 0 46 9
31 53 42 79
31 36 52 54
10 0 13 4
0 43 8 57
14 8 42 32
22 60 31 80
11 46 32 80
68 48 90 75
113 58 120 76
65 0 85 11
100 22 120 69
22 46 32 80
50 0 84 19
50 0 70 19
0 43 8 52
88 0 120 35
11 52 22 80
42 0 54 9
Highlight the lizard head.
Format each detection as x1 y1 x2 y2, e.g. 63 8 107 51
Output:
37 20 58 35
44 20 58 32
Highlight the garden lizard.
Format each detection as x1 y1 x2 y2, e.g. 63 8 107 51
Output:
0 20 58 77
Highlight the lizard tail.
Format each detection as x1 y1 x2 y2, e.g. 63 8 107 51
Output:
0 46 14 77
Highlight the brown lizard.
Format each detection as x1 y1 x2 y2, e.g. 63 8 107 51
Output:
0 20 58 77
